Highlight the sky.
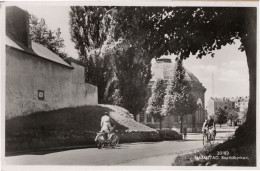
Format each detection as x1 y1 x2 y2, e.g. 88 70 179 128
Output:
17 5 249 106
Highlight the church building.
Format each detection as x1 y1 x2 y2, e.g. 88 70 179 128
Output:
137 58 207 132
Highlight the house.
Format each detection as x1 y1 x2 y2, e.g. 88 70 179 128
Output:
5 6 98 119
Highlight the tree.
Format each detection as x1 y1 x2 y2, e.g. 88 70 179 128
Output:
103 40 152 118
215 108 228 128
114 7 256 130
113 7 256 164
29 15 67 59
227 109 239 127
162 60 197 133
69 6 122 103
104 76 123 106
146 79 166 130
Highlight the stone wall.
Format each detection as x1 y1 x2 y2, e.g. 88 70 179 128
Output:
6 47 98 119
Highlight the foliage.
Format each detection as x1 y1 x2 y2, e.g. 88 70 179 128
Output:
103 40 152 117
69 7 152 108
29 15 67 59
162 60 197 117
69 6 113 102
162 59 196 133
104 76 123 106
241 107 248 123
114 7 256 59
227 109 239 122
158 129 182 140
215 108 228 126
146 79 166 129
69 7 256 140
173 145 216 166
69 6 113 59
113 7 256 137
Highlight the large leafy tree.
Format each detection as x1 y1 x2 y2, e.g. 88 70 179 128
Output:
113 7 256 165
103 40 152 118
29 15 67 59
227 109 239 127
114 7 256 132
69 6 112 103
146 79 166 130
215 108 228 128
70 6 152 113
162 60 197 133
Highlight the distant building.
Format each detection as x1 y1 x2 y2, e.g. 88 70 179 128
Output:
235 96 249 112
5 7 98 119
207 96 249 126
136 58 207 133
207 96 249 117
207 97 235 116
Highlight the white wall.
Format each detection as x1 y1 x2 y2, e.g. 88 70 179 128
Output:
6 47 98 119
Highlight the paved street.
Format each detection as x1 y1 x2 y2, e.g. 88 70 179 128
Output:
5 126 236 166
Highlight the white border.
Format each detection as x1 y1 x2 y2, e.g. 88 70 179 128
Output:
1 1 259 171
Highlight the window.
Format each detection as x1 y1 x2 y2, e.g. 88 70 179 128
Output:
147 115 152 122
38 90 44 100
139 113 145 122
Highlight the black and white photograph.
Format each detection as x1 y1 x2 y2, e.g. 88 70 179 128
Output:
1 1 258 169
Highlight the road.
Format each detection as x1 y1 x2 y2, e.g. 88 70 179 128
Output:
4 126 236 166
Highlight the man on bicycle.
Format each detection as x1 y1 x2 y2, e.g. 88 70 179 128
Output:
100 112 113 140
202 115 216 139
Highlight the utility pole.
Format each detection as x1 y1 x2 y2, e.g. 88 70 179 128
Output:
212 72 214 98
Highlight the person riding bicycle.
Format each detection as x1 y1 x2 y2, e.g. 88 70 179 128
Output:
202 115 216 138
100 112 113 140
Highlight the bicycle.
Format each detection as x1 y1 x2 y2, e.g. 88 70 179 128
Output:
94 127 119 149
202 127 216 146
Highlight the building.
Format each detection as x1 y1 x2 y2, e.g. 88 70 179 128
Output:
207 97 235 116
235 96 249 112
136 58 207 132
207 96 249 126
5 6 98 119
207 96 249 116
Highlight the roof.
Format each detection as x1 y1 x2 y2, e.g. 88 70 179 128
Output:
210 96 249 102
64 57 85 67
151 58 201 83
6 35 73 68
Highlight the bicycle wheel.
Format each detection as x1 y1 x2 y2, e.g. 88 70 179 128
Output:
95 134 105 149
110 134 119 148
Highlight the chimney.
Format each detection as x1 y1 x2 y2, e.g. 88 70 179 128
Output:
6 6 31 49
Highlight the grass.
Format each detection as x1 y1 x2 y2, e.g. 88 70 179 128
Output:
6 104 162 154
173 145 216 166
172 124 256 166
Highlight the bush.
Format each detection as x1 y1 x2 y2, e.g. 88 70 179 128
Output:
118 131 160 143
158 130 182 140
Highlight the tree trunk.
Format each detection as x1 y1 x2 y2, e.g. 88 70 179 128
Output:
241 25 256 143
220 124 221 128
159 118 162 130
180 115 183 134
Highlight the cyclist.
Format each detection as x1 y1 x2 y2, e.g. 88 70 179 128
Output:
202 115 216 140
100 112 113 140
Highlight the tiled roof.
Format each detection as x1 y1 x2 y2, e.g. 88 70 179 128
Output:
6 35 73 68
